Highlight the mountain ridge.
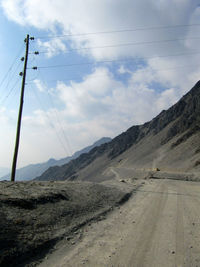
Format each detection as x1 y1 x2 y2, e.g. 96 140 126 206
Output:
1 137 111 181
36 81 200 181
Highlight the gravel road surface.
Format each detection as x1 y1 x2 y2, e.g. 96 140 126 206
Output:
39 179 200 267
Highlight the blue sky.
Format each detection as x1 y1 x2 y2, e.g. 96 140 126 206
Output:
0 0 200 169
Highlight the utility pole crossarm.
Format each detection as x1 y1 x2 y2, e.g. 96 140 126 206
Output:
11 34 30 182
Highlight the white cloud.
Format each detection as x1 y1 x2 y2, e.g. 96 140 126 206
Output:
17 66 183 166
23 109 49 127
62 66 183 125
0 107 17 125
56 68 120 118
118 66 132 74
33 79 46 92
0 107 7 123
1 0 200 167
4 62 193 167
0 107 17 167
156 88 179 111
2 0 200 87
38 67 182 137
37 38 67 58
1 0 26 25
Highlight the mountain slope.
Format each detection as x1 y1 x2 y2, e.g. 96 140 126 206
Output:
36 81 200 182
1 137 111 181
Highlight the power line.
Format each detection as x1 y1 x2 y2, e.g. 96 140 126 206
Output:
26 50 200 85
46 90 73 156
30 83 71 157
0 78 21 106
0 44 24 91
27 51 200 84
36 50 200 70
38 68 73 156
1 60 23 97
27 72 113 85
137 63 200 73
0 41 38 105
35 36 200 55
0 48 24 106
34 23 200 39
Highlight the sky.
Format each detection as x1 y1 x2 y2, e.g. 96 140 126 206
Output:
0 0 200 169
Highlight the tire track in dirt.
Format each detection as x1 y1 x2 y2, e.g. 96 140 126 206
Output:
127 182 168 267
175 183 185 267
178 181 200 267
110 167 120 180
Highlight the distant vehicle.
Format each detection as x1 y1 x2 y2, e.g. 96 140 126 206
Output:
153 168 160 171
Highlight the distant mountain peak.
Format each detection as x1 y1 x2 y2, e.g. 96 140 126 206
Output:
0 137 111 181
47 158 56 164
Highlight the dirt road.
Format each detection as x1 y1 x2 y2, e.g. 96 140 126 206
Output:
39 179 200 267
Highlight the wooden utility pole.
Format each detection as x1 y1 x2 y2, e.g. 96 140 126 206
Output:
11 34 30 182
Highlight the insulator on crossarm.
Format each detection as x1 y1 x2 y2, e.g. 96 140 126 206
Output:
34 51 39 55
30 37 35 40
32 66 37 70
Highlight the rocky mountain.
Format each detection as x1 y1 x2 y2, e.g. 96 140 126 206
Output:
1 137 111 181
36 81 200 182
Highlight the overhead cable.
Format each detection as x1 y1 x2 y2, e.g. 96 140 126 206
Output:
35 50 200 70
35 36 200 54
38 68 73 156
30 83 71 156
0 78 21 106
34 23 200 39
0 44 24 90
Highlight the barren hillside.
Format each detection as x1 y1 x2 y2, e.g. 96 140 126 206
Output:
36 81 200 182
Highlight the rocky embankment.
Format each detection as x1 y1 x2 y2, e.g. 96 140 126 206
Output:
0 180 134 267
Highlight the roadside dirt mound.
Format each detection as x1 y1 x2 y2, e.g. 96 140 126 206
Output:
0 180 134 267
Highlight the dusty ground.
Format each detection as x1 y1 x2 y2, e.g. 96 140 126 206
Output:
1 171 200 267
0 180 136 267
38 178 200 267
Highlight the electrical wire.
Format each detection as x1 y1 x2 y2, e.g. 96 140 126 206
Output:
5 83 19 110
3 59 22 91
30 83 71 156
47 91 73 156
35 50 200 70
145 63 200 73
27 72 114 85
0 78 21 106
34 36 200 55
25 50 200 85
3 39 39 105
0 46 24 106
26 43 41 82
37 69 73 156
34 23 200 39
0 44 24 91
